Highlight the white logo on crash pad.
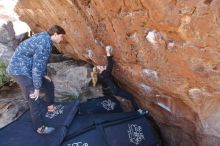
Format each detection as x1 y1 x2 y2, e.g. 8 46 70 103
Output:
45 105 64 119
101 99 116 111
67 142 89 146
128 124 145 145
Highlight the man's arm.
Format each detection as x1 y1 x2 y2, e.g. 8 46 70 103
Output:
106 56 114 73
105 46 114 74
32 40 50 90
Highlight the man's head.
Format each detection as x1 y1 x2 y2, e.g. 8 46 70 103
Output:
48 25 66 43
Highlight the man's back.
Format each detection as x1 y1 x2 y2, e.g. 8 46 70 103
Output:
7 32 52 80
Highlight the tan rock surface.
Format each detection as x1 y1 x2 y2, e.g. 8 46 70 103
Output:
15 0 220 145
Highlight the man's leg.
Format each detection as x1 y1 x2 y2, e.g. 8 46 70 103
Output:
11 75 43 130
28 96 43 130
115 88 139 110
41 77 55 111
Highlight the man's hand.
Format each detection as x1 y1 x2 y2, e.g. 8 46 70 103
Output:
30 89 40 101
106 45 113 56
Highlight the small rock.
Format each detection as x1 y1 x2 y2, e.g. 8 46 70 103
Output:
47 60 92 99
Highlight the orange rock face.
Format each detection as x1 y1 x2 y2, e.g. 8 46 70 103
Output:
15 0 220 145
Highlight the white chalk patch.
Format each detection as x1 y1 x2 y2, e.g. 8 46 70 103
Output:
142 69 158 81
139 83 152 93
94 39 99 44
127 12 133 16
86 48 93 58
188 88 202 98
157 102 171 112
66 0 74 5
167 41 175 50
146 31 157 44
94 39 105 47
86 9 91 15
129 32 139 42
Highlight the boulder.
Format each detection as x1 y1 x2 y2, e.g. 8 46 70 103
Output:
15 0 220 145
0 43 14 66
0 87 28 128
47 60 92 100
0 21 16 49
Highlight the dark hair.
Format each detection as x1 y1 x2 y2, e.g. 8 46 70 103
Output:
47 25 66 36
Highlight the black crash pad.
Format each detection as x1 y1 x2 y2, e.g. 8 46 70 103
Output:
78 96 123 115
62 112 161 146
0 100 79 146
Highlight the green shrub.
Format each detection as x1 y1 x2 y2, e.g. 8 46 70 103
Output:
0 58 11 88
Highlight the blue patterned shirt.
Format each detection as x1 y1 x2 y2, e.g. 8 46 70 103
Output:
7 32 52 89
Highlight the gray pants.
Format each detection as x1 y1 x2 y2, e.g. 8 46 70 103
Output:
11 75 55 130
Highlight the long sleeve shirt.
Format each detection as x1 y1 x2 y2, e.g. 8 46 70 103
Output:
7 32 52 89
99 56 119 95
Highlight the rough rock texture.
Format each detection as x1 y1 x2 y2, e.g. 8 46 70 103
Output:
15 0 220 145
0 43 14 66
0 21 17 65
0 87 28 128
0 21 15 46
47 60 92 99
